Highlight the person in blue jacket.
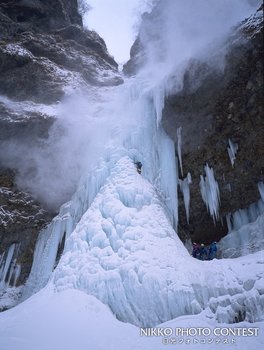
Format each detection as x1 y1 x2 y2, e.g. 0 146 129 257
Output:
208 242 217 260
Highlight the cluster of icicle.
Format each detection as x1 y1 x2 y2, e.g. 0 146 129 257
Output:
0 244 21 290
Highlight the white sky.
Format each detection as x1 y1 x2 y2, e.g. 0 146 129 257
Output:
83 0 150 64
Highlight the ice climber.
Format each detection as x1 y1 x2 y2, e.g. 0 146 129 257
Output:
135 161 142 174
208 241 217 260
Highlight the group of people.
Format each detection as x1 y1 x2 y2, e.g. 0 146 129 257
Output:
192 241 217 260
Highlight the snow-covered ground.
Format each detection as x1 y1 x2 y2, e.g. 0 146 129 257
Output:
0 285 263 350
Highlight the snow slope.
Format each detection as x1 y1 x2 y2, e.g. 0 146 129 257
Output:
0 286 263 350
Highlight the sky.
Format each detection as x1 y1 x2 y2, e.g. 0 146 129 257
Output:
82 0 151 64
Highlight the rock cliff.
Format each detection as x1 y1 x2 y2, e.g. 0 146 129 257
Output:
124 5 263 244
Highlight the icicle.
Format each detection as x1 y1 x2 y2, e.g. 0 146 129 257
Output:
7 260 15 286
179 172 192 223
153 85 165 127
227 139 238 167
258 182 264 202
226 198 264 232
226 213 232 232
232 209 250 230
227 183 232 192
13 264 21 286
199 164 220 222
158 128 178 228
0 243 15 288
177 127 183 177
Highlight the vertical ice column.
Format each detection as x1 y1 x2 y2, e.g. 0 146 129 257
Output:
0 243 15 289
258 182 264 202
21 208 75 300
179 172 192 223
135 82 178 229
12 264 21 286
177 127 183 177
226 213 232 232
200 164 220 222
158 129 179 228
227 139 238 167
153 84 165 127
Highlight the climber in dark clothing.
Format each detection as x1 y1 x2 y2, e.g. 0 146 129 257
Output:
192 242 200 258
199 244 207 260
208 242 217 260
135 161 142 174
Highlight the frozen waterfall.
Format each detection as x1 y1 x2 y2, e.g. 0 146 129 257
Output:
22 77 179 302
18 0 264 327
20 75 264 327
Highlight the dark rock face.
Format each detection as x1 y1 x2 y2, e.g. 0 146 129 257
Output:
0 0 82 34
123 37 144 77
0 100 54 141
0 0 122 104
162 9 264 244
0 0 122 293
0 169 53 285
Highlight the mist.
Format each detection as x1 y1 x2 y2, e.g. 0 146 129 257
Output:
0 0 260 211
0 92 120 211
138 0 260 82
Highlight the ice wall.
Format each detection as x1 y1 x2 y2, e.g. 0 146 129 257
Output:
221 183 264 258
53 157 264 326
226 183 264 232
22 156 112 299
220 212 264 258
